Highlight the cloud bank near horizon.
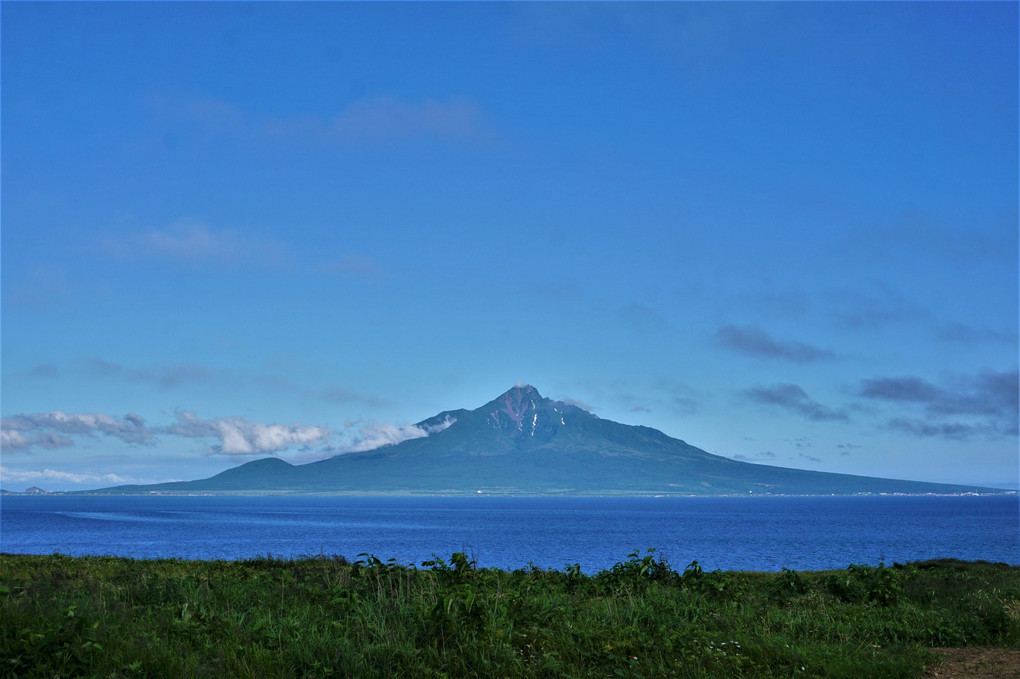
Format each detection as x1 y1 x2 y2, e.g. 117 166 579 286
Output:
4 411 347 458
0 409 459 478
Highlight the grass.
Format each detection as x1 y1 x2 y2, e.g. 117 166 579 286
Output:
1 550 1017 678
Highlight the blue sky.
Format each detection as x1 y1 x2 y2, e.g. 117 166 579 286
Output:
2 2 1017 492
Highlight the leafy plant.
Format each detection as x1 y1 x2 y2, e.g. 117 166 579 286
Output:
1 552 1017 678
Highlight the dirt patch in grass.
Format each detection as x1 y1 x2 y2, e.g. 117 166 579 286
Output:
925 648 1020 678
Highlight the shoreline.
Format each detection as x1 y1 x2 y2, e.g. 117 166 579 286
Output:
5 489 1017 497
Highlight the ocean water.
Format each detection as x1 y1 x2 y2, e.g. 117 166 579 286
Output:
1 495 1017 573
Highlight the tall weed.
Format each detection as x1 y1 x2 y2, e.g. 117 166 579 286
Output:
1 553 1016 678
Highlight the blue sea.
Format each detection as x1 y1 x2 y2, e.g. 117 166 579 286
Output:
1 495 1017 573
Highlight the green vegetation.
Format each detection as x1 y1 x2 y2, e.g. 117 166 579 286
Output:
2 551 1017 678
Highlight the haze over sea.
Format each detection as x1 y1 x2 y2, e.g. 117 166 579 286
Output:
3 495 1016 574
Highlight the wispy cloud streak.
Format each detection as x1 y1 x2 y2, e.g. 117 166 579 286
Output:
742 384 849 422
85 358 213 390
859 369 1018 439
716 325 835 362
345 416 457 453
102 219 287 267
155 93 492 147
327 96 488 145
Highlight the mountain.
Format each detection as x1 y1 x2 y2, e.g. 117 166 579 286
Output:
98 385 1000 495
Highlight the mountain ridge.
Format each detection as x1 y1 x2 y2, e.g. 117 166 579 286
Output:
93 385 1004 495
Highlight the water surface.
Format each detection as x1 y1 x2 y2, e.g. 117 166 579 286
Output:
2 495 1016 573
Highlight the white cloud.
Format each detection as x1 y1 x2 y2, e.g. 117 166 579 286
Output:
2 411 153 450
216 419 330 455
346 415 456 453
1 430 74 451
3 409 330 457
1 429 30 450
3 401 456 461
561 397 595 412
347 422 430 452
423 416 457 435
143 220 243 260
0 465 131 486
168 412 331 455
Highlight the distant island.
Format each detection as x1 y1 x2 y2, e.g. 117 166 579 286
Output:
2 486 51 496
90 385 1005 496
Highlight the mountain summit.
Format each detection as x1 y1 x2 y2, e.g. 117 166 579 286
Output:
100 385 999 495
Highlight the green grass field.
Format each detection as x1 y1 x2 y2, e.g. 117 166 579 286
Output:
1 551 1017 678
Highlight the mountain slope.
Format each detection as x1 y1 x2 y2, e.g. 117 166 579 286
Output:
100 385 999 495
